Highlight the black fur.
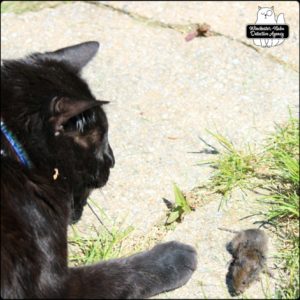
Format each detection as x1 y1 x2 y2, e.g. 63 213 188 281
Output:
1 41 197 299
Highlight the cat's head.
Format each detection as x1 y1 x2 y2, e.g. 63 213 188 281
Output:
1 41 114 222
256 6 276 23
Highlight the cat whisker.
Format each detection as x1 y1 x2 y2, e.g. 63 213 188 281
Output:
97 100 110 105
87 201 113 237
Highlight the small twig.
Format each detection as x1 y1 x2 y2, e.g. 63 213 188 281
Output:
239 213 264 221
185 23 215 41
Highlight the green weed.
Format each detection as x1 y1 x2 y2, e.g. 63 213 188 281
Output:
165 183 192 225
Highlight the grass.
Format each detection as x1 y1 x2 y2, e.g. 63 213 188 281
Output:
68 224 133 266
261 115 299 222
1 1 71 14
200 130 262 208
274 224 299 299
262 115 299 299
202 113 299 298
68 199 134 266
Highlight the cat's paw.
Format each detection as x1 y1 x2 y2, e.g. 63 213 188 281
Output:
153 241 197 280
139 241 197 295
116 241 197 298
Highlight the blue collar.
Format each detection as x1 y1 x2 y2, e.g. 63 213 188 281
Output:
1 119 32 168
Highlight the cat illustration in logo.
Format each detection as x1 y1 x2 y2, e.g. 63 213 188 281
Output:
253 6 285 47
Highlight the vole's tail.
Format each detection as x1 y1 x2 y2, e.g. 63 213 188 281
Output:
218 227 239 234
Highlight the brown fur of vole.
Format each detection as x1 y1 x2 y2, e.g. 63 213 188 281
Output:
219 228 270 295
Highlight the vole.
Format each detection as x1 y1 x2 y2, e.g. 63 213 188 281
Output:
219 227 272 295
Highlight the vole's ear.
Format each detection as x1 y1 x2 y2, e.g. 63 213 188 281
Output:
49 97 102 133
46 41 99 72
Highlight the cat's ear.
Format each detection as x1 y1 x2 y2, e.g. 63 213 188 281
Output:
47 41 99 72
271 6 274 10
49 97 104 133
258 6 261 9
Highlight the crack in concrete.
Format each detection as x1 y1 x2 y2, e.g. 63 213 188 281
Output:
87 1 298 73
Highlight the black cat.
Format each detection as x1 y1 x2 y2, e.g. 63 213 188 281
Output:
1 41 197 299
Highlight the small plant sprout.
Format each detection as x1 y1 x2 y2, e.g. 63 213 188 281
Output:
165 183 192 225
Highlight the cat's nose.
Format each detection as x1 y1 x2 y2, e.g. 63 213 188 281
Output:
104 144 115 168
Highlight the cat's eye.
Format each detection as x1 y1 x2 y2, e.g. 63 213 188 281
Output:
266 10 272 16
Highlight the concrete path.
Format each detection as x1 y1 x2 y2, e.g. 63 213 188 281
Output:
2 1 299 298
